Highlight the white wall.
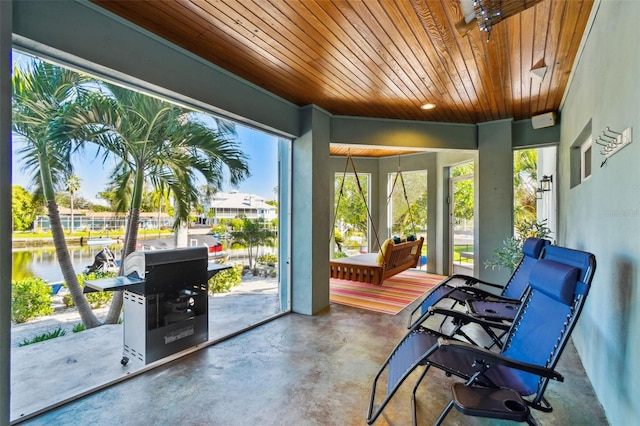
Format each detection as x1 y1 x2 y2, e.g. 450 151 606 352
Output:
559 1 640 423
536 146 558 239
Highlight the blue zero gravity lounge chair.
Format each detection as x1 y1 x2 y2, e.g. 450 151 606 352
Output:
366 245 596 425
408 237 550 330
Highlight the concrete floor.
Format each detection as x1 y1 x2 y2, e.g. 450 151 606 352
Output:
14 294 608 426
10 277 281 422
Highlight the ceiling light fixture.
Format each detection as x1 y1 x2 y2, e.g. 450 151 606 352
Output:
420 103 436 110
530 65 548 83
457 0 545 39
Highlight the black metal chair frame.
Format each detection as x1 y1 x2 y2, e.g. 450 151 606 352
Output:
407 238 550 349
366 245 596 425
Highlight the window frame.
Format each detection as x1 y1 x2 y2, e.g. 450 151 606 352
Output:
580 136 592 182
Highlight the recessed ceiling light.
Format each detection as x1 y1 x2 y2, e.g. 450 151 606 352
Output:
420 103 436 110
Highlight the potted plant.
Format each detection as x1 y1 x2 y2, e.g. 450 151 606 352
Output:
485 219 553 272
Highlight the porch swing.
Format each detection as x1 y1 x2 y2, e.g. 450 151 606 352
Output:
329 155 424 285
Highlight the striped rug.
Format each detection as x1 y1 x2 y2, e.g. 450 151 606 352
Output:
330 269 445 315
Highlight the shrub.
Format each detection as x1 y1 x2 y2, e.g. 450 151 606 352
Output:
333 229 345 253
62 270 116 308
72 323 86 333
11 277 54 323
230 241 245 250
344 238 362 251
256 253 278 266
485 219 553 272
18 327 66 346
208 263 243 294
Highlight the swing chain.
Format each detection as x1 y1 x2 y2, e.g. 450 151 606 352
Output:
330 155 383 255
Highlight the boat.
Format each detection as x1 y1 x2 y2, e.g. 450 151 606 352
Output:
84 247 120 274
83 237 119 247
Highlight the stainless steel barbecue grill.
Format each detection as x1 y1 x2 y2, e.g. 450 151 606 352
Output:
85 246 229 365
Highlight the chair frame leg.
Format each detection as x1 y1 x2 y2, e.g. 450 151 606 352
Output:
411 366 431 426
366 341 440 425
433 401 454 426
427 371 486 425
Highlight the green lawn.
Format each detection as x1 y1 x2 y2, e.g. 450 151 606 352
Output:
453 246 474 263
12 229 173 239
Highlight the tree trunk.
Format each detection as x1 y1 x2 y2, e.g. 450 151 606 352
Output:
48 200 101 328
105 166 145 324
248 243 254 269
70 193 74 234
175 218 189 248
104 207 142 324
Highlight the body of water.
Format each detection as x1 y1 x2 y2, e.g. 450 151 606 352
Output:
12 245 123 283
12 245 266 283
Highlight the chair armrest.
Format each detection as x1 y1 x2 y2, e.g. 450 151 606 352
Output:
427 306 511 331
436 338 564 382
449 274 481 285
450 274 505 291
407 279 511 328
451 286 517 301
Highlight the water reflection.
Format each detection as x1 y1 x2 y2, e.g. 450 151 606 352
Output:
11 245 122 283
12 245 256 283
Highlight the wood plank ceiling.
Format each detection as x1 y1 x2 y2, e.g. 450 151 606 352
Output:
93 0 593 125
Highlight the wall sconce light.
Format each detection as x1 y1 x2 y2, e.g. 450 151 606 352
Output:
536 175 553 199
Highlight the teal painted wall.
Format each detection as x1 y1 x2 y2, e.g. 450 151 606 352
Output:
293 106 331 315
559 2 640 424
477 120 514 284
512 118 560 148
8 1 635 422
331 115 477 149
278 139 292 313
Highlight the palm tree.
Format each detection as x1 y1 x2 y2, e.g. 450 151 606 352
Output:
514 149 538 225
74 83 250 323
66 173 81 233
149 187 170 234
12 61 102 328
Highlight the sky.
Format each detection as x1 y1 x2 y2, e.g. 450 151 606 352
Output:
12 125 280 203
11 52 280 203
